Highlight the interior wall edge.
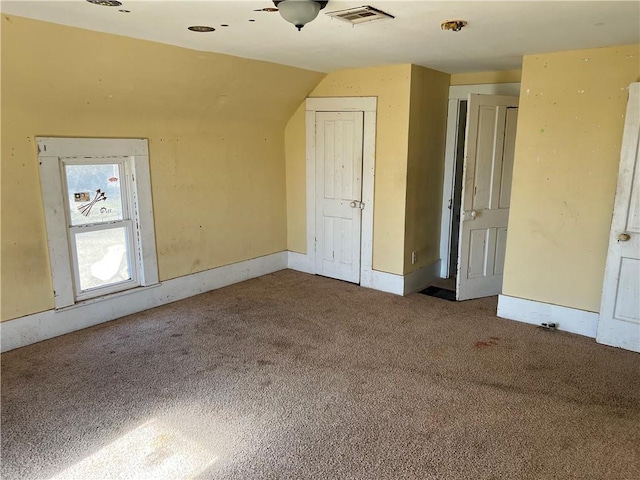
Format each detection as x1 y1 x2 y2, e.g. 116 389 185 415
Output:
403 259 441 295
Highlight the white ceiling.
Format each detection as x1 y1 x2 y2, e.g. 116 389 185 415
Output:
2 0 639 73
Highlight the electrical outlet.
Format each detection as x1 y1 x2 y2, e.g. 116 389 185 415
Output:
411 251 418 265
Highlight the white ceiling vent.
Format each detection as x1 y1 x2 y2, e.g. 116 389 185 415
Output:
326 5 395 25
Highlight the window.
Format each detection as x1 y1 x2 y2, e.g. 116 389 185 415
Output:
63 159 138 298
37 138 158 308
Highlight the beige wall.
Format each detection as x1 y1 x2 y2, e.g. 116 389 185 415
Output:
285 103 308 253
503 44 640 312
450 69 522 86
0 15 324 321
285 64 413 274
404 65 451 274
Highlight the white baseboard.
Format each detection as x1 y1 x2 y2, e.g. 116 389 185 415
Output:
1 252 288 352
287 251 405 295
404 260 441 295
363 260 440 295
497 294 599 338
287 251 314 274
287 252 439 296
2 251 442 352
368 260 440 296
368 270 404 295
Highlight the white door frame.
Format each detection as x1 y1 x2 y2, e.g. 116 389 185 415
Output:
305 97 377 286
439 83 521 278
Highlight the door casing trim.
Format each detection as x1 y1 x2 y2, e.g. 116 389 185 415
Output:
305 97 377 286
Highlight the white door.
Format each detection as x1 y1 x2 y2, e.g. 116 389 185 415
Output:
597 83 640 353
457 94 519 300
315 111 364 283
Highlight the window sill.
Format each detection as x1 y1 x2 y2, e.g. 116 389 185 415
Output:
54 282 162 312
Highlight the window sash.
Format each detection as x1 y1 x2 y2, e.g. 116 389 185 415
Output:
60 157 132 227
69 221 140 300
60 157 140 301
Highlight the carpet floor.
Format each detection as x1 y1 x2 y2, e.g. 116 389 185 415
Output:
2 270 639 479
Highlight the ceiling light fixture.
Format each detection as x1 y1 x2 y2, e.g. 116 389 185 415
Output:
273 0 329 31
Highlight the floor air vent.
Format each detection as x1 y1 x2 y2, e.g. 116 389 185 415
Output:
419 286 457 302
326 5 395 24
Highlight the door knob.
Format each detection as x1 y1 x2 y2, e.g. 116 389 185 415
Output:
350 201 364 209
618 233 631 242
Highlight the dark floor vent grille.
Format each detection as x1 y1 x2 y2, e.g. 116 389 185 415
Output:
419 286 457 302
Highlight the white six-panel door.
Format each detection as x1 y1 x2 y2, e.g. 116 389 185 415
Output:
597 83 640 352
457 94 519 300
315 111 364 283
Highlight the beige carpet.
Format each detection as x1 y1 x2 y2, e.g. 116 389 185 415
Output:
2 270 639 479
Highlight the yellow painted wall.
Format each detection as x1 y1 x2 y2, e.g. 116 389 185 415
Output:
0 15 324 321
450 69 522 86
285 64 413 274
503 44 640 312
285 103 308 253
404 65 451 274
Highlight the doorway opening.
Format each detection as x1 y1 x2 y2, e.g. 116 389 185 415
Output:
448 99 467 285
439 83 521 300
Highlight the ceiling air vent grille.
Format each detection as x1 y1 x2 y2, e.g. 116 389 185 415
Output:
326 5 395 24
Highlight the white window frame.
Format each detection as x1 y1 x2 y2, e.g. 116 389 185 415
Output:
37 138 159 309
62 156 139 300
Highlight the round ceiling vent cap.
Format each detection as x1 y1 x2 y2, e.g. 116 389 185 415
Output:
188 26 216 32
86 0 123 7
